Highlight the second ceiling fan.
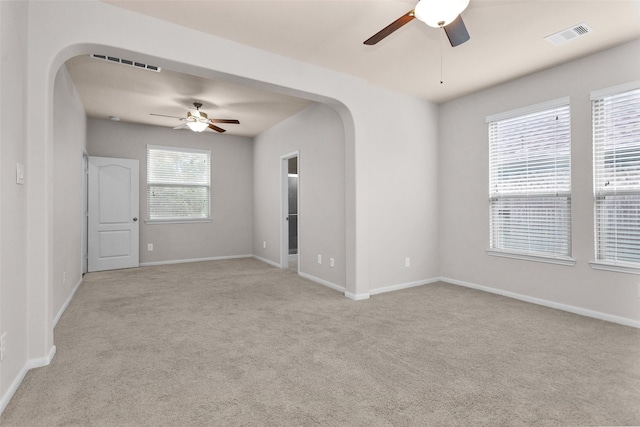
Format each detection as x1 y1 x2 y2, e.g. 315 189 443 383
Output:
150 102 240 133
364 0 471 47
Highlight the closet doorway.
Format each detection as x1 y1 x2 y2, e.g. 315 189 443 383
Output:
281 152 299 271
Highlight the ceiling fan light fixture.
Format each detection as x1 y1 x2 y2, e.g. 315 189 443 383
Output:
186 121 208 132
414 0 470 28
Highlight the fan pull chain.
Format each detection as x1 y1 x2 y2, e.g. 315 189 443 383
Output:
440 28 444 84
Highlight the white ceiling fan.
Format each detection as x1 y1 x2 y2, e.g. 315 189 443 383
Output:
364 0 471 47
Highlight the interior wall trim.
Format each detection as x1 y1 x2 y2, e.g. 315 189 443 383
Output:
344 291 370 301
139 254 253 267
441 276 640 329
370 277 440 296
0 346 56 415
298 271 345 294
252 255 280 268
53 278 83 327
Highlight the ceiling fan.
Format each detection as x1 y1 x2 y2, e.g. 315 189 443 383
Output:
150 102 240 133
364 0 471 47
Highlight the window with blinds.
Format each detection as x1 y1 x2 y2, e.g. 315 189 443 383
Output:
592 82 640 268
147 145 211 222
487 98 572 262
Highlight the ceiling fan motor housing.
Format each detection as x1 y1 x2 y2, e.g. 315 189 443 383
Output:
188 110 208 121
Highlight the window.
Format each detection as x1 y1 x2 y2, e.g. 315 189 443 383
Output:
487 98 573 264
147 145 211 222
592 81 640 273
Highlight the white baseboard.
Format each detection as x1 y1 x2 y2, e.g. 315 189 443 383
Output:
0 366 29 416
252 255 281 268
350 277 439 301
0 345 56 415
28 345 57 370
370 277 440 296
53 278 82 327
345 291 370 301
298 271 345 294
441 276 640 329
140 254 253 267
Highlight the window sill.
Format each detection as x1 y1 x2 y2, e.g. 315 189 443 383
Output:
145 219 212 225
589 260 640 275
486 249 576 266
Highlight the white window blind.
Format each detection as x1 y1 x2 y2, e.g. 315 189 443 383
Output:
488 100 571 260
592 84 640 266
147 145 211 222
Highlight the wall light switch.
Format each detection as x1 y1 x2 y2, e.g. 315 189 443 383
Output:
405 257 411 267
148 244 153 251
16 163 24 185
0 332 7 361
263 241 267 249
317 254 322 264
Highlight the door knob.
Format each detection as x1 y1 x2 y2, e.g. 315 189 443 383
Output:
133 217 138 222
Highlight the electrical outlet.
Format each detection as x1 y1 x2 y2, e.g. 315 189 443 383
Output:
330 258 335 268
405 257 411 267
0 332 7 361
317 254 322 264
148 243 153 251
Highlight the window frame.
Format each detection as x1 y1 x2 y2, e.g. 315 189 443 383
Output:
486 97 575 266
146 144 212 225
590 80 640 275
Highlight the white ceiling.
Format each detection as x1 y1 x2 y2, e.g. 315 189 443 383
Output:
65 55 314 137
68 0 640 137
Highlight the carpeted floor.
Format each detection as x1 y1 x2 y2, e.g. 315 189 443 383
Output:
2 258 640 426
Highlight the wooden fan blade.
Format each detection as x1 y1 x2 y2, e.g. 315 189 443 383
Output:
208 124 227 133
150 113 184 120
364 10 415 45
209 119 240 124
444 15 470 47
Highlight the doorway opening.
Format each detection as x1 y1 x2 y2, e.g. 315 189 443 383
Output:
281 152 299 272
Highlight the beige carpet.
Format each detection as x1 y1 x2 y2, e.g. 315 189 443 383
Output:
2 258 640 426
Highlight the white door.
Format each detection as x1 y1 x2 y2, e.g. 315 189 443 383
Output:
88 156 139 272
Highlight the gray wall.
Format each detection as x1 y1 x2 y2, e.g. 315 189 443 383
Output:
365 94 440 293
252 97 440 293
87 119 254 264
53 65 86 320
439 38 640 323
253 103 347 287
0 0 29 406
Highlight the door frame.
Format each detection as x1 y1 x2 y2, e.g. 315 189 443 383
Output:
281 151 299 270
81 150 89 274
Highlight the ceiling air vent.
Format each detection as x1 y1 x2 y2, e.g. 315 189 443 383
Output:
545 23 593 46
90 54 161 72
